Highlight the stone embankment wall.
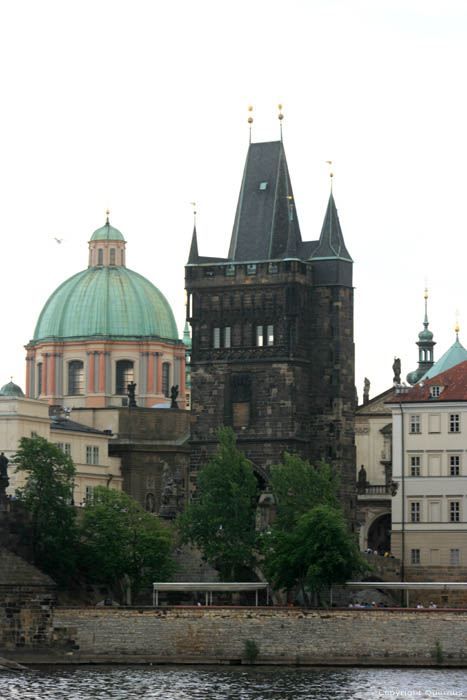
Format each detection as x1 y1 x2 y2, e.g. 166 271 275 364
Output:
38 607 467 666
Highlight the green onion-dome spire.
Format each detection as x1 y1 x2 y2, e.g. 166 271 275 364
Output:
406 288 436 385
31 219 179 344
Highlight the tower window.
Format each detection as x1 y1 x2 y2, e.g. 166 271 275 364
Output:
259 181 268 191
225 264 235 277
224 327 231 348
162 362 170 397
68 360 84 396
256 325 263 347
267 324 274 346
247 264 257 275
213 327 221 349
98 248 104 265
116 360 134 395
110 248 116 265
120 249 124 265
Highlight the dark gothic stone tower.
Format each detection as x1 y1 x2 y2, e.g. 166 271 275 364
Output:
185 139 356 520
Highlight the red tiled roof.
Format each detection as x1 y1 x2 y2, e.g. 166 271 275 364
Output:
386 360 467 403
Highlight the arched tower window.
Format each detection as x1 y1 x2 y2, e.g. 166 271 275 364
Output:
116 360 134 395
98 248 104 265
68 361 84 395
110 248 116 265
162 362 171 397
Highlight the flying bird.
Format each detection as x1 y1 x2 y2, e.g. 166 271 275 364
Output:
53 238 64 244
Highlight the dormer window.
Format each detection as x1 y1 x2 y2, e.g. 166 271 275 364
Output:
430 386 442 398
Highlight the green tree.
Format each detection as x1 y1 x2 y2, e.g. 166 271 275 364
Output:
79 487 175 603
13 436 77 584
264 504 367 605
270 454 340 532
177 427 259 581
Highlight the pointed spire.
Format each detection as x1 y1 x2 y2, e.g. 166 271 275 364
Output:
187 225 199 264
406 287 436 385
311 192 352 262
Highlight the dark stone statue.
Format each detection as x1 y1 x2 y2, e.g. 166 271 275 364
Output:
127 381 137 407
363 378 370 405
0 452 9 500
170 385 179 409
357 464 368 493
393 357 401 385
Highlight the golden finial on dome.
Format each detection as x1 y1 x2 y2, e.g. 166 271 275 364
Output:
456 310 460 335
106 209 110 224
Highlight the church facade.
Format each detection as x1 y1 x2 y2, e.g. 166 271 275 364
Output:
25 218 186 409
186 140 356 518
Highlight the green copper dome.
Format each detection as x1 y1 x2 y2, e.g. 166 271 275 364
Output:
0 380 24 397
90 222 125 241
32 266 179 343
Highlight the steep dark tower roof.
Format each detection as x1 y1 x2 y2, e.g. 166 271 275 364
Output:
187 225 199 264
310 192 352 262
228 141 301 261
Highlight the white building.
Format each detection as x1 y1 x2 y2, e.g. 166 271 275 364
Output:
388 343 467 575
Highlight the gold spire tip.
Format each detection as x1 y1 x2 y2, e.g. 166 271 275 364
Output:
106 209 110 216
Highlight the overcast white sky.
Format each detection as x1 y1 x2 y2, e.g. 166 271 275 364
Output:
1 0 467 400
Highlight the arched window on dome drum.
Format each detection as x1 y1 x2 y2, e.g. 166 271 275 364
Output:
37 363 43 396
110 248 116 265
68 361 84 396
162 362 170 397
98 248 104 265
116 360 134 395
120 249 124 266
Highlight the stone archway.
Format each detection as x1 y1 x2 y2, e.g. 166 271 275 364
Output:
367 513 391 554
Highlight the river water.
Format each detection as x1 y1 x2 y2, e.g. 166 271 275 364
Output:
0 666 466 700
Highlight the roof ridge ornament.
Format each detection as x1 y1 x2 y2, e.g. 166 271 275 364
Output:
248 106 253 144
278 103 284 141
106 209 110 225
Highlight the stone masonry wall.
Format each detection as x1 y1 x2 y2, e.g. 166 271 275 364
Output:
43 607 467 666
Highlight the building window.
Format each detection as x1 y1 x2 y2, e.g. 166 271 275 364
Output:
116 360 134 395
56 442 63 451
450 455 460 476
162 362 170 397
224 327 231 348
449 501 460 522
267 324 274 346
450 548 460 565
256 325 264 347
410 502 421 523
98 248 104 265
86 446 99 465
85 486 95 504
110 248 116 265
449 414 460 433
65 443 71 456
213 327 221 348
410 415 421 434
411 549 420 565
68 360 84 395
410 456 421 477
37 363 43 396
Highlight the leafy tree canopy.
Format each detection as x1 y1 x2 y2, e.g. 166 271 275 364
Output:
270 453 340 532
79 487 175 603
13 436 77 584
264 504 368 605
177 427 259 581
